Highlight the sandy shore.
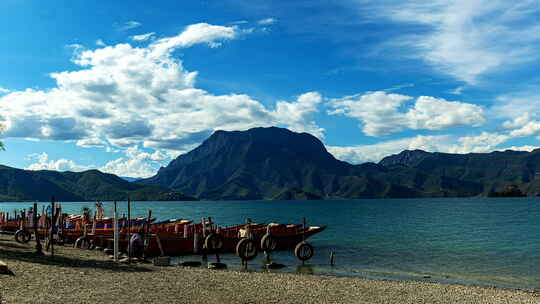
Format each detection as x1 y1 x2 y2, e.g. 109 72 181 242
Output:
1 234 539 304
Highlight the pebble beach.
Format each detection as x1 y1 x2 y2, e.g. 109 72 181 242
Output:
1 234 539 304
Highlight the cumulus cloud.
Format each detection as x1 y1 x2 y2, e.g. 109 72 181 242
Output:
509 121 540 137
26 153 91 172
0 87 10 94
99 146 170 178
0 22 325 177
275 92 324 138
328 91 484 137
364 1 540 83
26 145 173 178
131 32 155 41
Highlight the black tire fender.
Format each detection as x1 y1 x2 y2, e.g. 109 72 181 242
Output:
260 234 277 252
236 238 258 261
294 241 314 261
15 229 31 244
204 233 224 252
74 236 88 249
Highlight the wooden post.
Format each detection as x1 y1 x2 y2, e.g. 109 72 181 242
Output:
113 200 119 261
302 217 306 242
127 198 131 264
49 197 55 257
33 203 43 255
143 209 152 260
330 251 335 266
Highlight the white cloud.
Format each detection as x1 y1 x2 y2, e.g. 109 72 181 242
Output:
497 145 540 152
455 132 509 153
274 92 324 138
117 21 142 31
328 91 484 137
26 153 90 172
0 22 324 177
131 32 155 41
150 23 237 57
257 18 276 25
0 87 10 94
365 1 540 83
26 145 172 178
327 135 452 164
231 20 249 25
100 157 157 178
96 39 106 47
76 138 107 148
448 86 465 95
509 121 540 137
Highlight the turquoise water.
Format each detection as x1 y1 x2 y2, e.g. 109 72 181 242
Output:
2 197 540 290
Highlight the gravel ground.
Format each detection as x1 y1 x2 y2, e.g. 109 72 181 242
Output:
1 234 540 304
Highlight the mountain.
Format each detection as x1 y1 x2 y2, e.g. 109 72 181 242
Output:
379 149 540 196
139 127 540 200
6 127 539 201
0 165 196 202
138 127 439 200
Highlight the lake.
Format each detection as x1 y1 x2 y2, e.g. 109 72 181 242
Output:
2 197 540 289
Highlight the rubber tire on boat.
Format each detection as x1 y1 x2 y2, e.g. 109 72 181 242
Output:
204 233 224 252
294 241 314 262
74 236 89 249
236 238 258 261
260 234 277 252
15 229 31 244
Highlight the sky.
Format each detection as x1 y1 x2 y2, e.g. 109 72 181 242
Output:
1 0 540 178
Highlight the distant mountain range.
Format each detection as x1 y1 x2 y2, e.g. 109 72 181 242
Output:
3 127 540 201
0 165 196 202
137 127 540 199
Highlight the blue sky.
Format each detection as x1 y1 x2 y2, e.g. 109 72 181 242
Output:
1 0 540 177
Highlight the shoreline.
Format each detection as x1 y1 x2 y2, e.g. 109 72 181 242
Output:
2 235 540 303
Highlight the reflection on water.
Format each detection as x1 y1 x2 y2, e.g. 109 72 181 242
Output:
2 197 540 289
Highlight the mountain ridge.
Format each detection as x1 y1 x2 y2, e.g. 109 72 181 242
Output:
139 126 536 199
4 127 540 201
0 165 196 202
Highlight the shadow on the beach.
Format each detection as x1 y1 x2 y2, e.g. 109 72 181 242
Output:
0 241 29 250
0 246 154 273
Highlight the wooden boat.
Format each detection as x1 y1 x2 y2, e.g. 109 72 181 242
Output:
1 210 326 258
138 222 326 257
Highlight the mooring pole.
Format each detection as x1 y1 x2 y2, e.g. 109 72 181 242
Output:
143 209 152 260
113 200 118 262
33 203 43 255
127 197 131 264
50 197 55 257
302 217 306 242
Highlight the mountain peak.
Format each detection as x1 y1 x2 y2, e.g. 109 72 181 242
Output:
379 149 432 167
139 126 352 199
